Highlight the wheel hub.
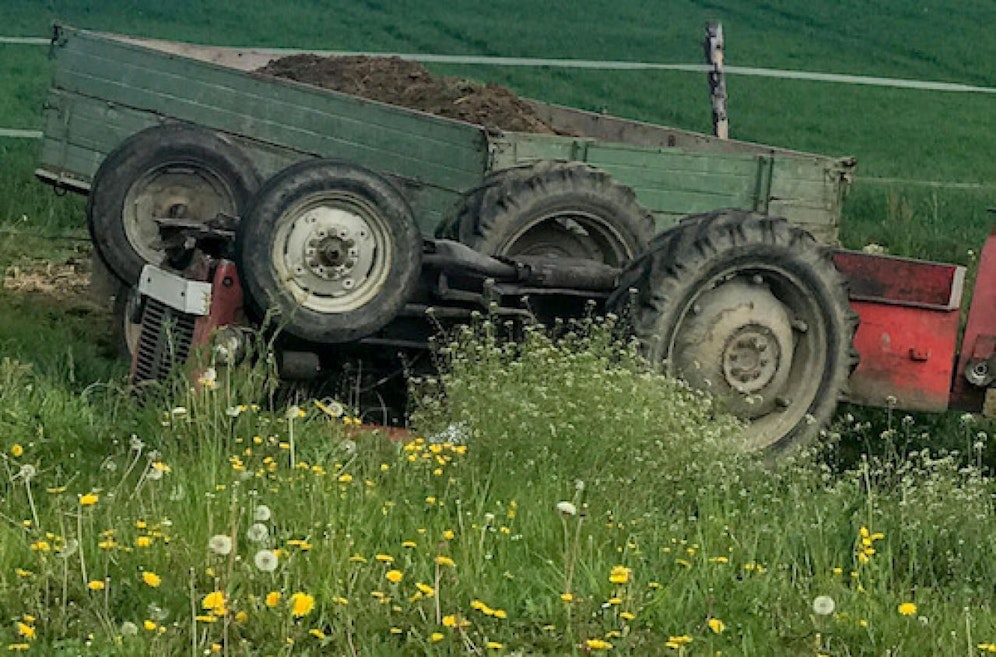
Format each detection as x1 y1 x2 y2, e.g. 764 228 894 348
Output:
279 201 383 307
306 233 359 281
722 327 781 393
671 279 795 419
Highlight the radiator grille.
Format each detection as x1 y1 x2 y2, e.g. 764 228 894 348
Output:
133 298 197 383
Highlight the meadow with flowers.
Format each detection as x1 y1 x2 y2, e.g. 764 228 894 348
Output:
2 1 996 654
1 316 996 656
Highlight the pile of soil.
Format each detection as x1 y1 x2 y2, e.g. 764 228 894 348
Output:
257 54 559 134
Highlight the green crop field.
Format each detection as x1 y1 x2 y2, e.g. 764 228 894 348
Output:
1 2 995 654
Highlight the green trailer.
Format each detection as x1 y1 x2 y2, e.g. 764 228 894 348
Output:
36 26 853 252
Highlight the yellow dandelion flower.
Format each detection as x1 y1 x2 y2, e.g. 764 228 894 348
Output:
235 611 248 624
10 444 24 457
15 623 34 640
349 554 367 563
898 602 917 616
620 611 635 621
195 615 218 623
375 553 395 563
665 635 693 649
402 540 417 549
560 592 574 602
135 536 153 548
416 582 435 597
141 571 161 588
15 569 33 578
79 492 99 507
708 618 726 634
289 592 315 617
430 632 444 643
265 591 282 608
389 627 403 635
486 641 504 649
609 565 631 585
309 629 326 640
493 609 507 619
7 643 30 651
87 580 106 591
585 638 613 650
435 556 455 568
143 620 157 632
202 591 226 612
29 541 50 552
337 473 353 484
442 615 458 628
385 569 403 584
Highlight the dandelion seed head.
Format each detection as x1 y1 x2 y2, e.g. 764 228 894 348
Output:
208 534 233 556
254 549 279 573
247 523 270 543
813 595 836 616
556 501 577 516
254 505 272 522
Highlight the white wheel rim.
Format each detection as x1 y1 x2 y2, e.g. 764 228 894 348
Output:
271 191 393 314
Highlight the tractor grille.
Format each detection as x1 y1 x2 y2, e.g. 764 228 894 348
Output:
133 297 197 383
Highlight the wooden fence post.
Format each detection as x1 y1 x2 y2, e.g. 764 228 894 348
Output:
704 21 729 139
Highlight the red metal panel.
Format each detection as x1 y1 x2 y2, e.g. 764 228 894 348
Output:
950 230 996 412
847 301 959 412
834 250 965 413
192 260 245 346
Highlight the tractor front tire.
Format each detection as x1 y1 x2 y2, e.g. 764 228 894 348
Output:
235 159 421 344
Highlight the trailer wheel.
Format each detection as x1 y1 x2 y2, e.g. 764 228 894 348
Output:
452 161 654 266
235 159 421 344
609 210 859 453
87 124 260 285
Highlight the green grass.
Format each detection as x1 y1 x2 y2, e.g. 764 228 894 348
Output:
1 323 994 655
2 0 993 250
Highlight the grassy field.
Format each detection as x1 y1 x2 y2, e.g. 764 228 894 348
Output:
1 1 996 653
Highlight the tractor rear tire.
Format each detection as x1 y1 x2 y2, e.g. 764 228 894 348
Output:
235 159 421 344
451 161 654 266
87 124 260 285
609 209 858 453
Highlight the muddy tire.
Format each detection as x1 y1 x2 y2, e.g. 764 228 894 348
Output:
87 124 260 285
451 161 654 266
235 159 421 344
609 209 858 453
